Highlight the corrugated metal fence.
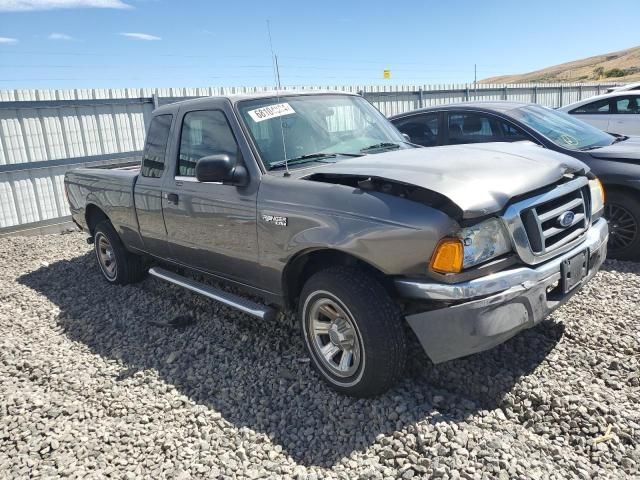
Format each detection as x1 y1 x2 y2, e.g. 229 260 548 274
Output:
0 82 620 232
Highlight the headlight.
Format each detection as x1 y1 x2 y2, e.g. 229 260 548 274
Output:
589 178 605 219
459 218 512 269
430 218 512 273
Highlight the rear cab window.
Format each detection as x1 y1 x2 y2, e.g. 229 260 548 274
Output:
141 114 172 178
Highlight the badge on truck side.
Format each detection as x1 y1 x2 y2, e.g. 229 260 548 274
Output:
261 214 288 226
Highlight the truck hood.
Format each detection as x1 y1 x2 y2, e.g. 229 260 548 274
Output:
587 136 640 163
304 142 589 219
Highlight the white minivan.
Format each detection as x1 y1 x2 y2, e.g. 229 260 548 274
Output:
559 91 640 136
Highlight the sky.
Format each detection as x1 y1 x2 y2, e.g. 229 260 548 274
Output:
0 0 639 90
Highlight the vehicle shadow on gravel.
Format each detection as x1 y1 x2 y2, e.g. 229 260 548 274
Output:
19 253 565 468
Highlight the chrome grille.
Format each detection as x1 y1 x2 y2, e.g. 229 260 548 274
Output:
502 177 591 265
520 186 589 254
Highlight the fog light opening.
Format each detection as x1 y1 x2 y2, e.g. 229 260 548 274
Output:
546 280 560 294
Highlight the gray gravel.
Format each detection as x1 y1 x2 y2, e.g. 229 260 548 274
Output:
0 232 639 479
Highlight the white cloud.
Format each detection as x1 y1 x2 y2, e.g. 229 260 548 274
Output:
0 0 132 12
0 36 18 43
120 32 160 41
48 32 74 40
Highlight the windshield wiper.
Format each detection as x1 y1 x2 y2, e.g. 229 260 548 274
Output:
269 152 362 170
360 142 401 152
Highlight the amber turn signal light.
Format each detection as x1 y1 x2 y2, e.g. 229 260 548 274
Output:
430 238 464 274
595 177 605 203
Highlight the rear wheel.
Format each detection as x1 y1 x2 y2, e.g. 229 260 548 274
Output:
94 220 147 284
298 266 406 397
605 190 640 261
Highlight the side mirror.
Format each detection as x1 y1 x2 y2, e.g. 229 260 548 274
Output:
195 154 248 186
401 133 411 142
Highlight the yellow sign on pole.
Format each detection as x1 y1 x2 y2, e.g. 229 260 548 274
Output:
383 69 391 80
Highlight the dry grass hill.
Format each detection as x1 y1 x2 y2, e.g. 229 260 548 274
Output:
481 46 640 84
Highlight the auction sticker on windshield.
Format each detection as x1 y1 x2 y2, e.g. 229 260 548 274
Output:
248 103 296 123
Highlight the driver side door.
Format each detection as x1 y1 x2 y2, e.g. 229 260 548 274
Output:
161 106 259 283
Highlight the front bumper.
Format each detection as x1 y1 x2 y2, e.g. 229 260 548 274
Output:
395 218 608 363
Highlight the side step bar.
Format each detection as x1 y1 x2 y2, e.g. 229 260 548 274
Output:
148 267 277 321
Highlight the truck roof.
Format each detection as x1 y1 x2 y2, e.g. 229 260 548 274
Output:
153 90 358 114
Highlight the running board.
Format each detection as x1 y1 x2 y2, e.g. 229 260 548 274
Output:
148 267 276 321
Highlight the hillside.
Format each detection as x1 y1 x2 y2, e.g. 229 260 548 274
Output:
481 46 640 84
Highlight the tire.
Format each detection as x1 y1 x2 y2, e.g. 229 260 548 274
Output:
298 266 407 397
93 220 147 285
604 190 640 261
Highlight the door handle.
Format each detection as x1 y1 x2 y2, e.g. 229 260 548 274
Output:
167 193 179 204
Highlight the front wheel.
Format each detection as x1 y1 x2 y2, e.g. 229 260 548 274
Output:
298 266 407 397
605 190 640 261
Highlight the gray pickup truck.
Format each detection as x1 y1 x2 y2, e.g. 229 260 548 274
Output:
65 91 608 397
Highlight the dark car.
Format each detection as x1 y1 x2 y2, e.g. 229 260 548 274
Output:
390 102 640 260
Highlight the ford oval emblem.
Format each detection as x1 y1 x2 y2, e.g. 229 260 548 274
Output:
557 211 575 228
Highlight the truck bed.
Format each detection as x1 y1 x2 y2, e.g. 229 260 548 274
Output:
65 165 141 246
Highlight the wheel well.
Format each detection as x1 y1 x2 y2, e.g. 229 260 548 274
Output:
282 249 389 309
602 183 640 202
85 204 109 235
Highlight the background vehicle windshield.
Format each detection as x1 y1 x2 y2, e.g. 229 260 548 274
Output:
238 95 407 168
511 105 614 151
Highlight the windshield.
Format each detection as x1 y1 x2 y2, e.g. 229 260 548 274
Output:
237 94 409 169
510 105 614 151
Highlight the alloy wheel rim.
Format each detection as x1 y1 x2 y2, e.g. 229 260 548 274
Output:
605 203 638 251
308 297 361 378
96 234 117 279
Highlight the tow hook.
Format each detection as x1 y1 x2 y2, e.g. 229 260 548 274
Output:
87 236 95 245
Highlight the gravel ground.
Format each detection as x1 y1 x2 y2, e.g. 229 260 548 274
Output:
0 232 639 479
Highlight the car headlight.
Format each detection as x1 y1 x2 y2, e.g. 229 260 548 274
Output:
459 218 512 269
430 218 512 273
589 178 605 219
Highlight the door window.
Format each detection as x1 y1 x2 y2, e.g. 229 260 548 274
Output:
615 96 640 114
499 120 531 141
447 113 500 143
393 113 439 146
178 110 239 177
571 99 611 114
141 114 172 178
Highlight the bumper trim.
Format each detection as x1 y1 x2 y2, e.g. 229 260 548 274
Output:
403 219 608 364
395 218 608 302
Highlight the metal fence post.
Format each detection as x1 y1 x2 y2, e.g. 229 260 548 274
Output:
465 86 470 101
418 87 424 108
578 85 583 100
152 93 159 110
533 85 538 104
559 84 564 107
597 84 601 95
503 86 508 100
